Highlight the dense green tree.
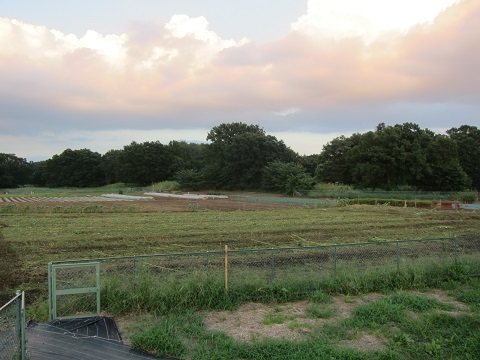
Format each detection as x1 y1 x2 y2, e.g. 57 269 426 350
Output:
116 141 175 185
43 149 104 187
347 123 430 189
262 161 313 195
316 134 361 184
225 132 296 188
447 125 480 190
418 134 471 191
316 122 471 191
29 160 48 186
101 149 123 184
205 122 297 189
168 141 206 174
0 153 30 188
175 169 206 191
299 154 320 177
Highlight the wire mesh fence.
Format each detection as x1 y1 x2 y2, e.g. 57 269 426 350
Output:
48 235 480 319
0 291 26 360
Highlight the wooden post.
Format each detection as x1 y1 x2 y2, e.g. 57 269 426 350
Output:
224 244 229 292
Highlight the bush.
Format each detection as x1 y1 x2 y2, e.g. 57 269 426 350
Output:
152 181 181 192
314 182 353 191
460 193 476 204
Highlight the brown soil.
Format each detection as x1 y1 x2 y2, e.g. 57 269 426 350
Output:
115 289 468 354
0 194 302 212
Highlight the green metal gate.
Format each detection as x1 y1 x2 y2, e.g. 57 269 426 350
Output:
48 262 100 320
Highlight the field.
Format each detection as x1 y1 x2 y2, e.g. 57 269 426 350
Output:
1 191 480 359
1 192 480 302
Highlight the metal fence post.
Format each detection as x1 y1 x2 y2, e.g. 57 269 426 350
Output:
133 256 137 292
333 245 337 277
21 291 26 360
271 249 275 285
205 252 210 281
454 236 458 265
15 290 21 357
224 245 229 292
396 241 400 271
48 262 53 320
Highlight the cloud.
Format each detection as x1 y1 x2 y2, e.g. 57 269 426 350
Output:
0 1 479 160
274 108 301 117
291 0 461 43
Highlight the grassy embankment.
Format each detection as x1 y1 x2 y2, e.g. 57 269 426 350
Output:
125 279 480 360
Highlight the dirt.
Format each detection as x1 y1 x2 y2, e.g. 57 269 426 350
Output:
114 289 469 354
0 194 302 212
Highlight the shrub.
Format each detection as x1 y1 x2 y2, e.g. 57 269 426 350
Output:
152 181 181 192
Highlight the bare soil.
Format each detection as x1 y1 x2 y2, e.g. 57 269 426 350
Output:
0 194 301 212
115 290 468 353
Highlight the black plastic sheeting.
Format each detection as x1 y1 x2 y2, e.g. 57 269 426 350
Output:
26 316 172 359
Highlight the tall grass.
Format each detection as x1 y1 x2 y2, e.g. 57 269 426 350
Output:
99 260 473 316
127 276 480 359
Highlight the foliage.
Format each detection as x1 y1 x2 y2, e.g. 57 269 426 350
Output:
204 122 297 189
3 122 480 192
317 123 473 191
151 181 180 192
111 269 480 359
42 148 104 187
447 125 480 191
314 182 353 191
175 169 206 190
262 161 314 195
115 141 175 186
0 153 30 188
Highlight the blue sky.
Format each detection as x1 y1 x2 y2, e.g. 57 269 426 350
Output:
1 0 478 161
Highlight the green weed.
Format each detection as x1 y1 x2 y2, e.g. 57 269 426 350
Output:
309 291 333 304
305 304 334 319
262 312 287 325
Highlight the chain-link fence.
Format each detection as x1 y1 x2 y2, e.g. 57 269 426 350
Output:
49 235 480 319
0 291 26 360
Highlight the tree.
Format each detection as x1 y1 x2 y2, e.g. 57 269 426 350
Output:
101 149 123 185
0 153 30 188
316 122 471 191
168 141 206 174
116 141 175 185
175 169 206 191
29 160 48 186
43 149 104 187
447 125 480 190
316 134 361 184
417 134 471 191
262 161 313 195
299 154 320 177
347 123 430 190
205 122 297 189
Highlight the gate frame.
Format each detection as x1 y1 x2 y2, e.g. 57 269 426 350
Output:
48 262 100 320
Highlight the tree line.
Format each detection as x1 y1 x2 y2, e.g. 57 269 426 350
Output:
1 122 479 193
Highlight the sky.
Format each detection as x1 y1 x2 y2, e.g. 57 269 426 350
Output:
1 0 479 162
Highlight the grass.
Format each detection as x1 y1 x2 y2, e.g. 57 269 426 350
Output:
1 188 479 358
125 279 480 360
1 200 480 303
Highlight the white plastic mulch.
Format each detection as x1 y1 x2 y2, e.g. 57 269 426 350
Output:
101 194 154 200
144 192 228 200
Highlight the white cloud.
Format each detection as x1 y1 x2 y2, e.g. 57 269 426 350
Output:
163 14 249 68
291 0 461 43
0 17 128 66
274 107 301 117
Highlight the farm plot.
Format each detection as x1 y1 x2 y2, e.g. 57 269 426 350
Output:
0 194 152 203
1 194 480 304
